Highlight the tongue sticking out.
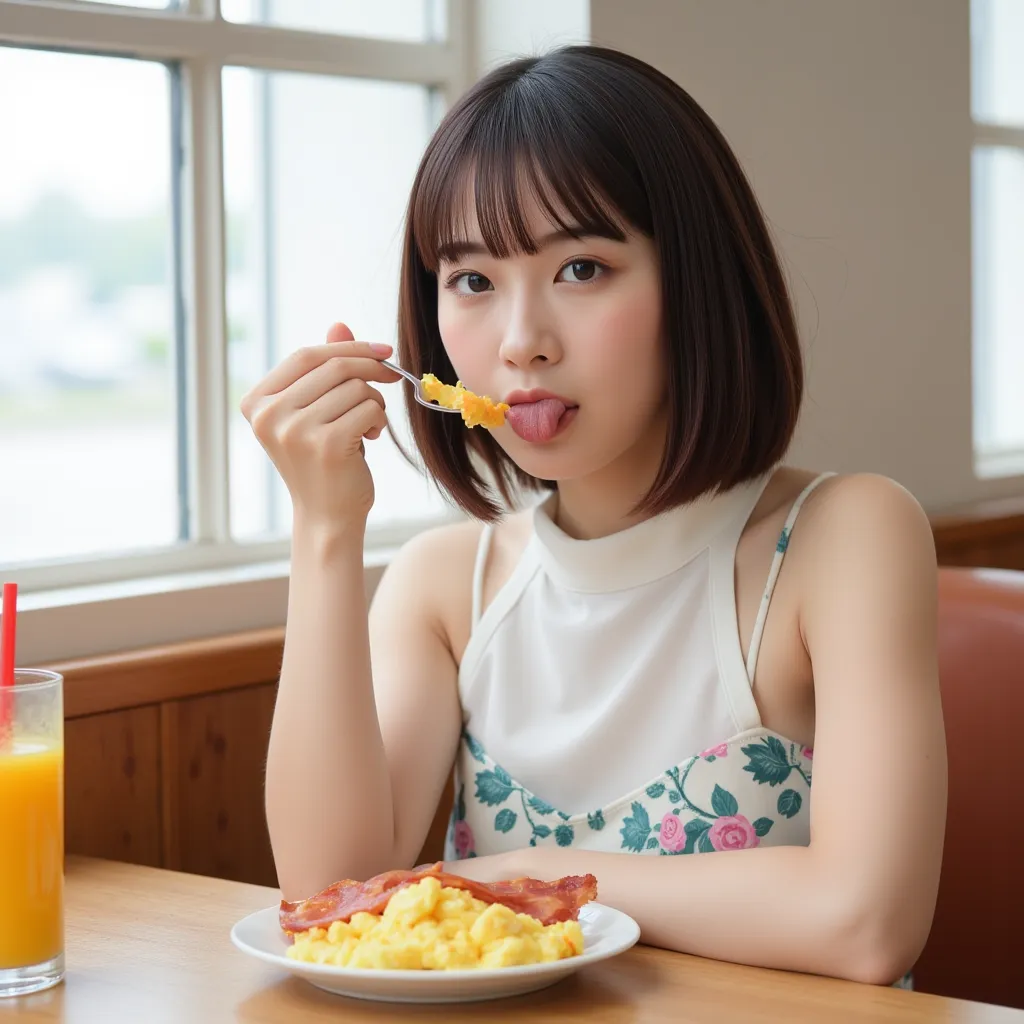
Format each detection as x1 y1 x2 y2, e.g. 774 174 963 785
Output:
505 399 568 442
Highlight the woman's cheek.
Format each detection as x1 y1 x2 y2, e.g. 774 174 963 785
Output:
436 302 477 371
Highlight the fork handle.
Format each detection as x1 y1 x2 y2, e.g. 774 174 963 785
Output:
380 359 421 387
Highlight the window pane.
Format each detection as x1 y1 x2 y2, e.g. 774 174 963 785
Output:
223 68 447 541
0 50 178 567
972 0 1024 126
220 0 441 43
973 146 1024 458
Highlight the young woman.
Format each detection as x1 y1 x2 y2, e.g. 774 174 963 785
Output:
243 45 946 985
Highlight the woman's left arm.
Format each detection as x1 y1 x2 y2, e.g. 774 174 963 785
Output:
451 475 947 985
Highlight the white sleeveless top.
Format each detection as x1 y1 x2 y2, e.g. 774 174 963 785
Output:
444 471 832 863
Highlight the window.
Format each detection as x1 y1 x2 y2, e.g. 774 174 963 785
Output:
0 50 178 566
0 0 466 594
971 0 1024 476
222 67 443 541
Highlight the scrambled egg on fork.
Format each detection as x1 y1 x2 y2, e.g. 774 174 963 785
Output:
420 374 510 429
286 876 584 970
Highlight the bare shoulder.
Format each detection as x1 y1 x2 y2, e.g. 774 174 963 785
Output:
379 508 531 585
797 472 936 565
792 472 938 633
372 518 482 614
370 507 533 654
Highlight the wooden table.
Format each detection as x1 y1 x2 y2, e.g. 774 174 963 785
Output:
2 858 1022 1023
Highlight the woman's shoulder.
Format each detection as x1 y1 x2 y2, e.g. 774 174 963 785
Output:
387 506 534 576
765 467 936 598
754 467 928 534
374 507 535 648
783 469 931 546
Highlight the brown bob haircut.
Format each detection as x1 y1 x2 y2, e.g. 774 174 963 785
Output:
397 45 803 522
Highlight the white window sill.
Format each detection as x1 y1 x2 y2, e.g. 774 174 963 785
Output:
19 549 395 666
975 448 1024 481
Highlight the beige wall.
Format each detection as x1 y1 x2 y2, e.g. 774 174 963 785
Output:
474 0 589 75
583 0 1020 512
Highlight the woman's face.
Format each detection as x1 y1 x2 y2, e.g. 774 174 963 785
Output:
435 186 667 489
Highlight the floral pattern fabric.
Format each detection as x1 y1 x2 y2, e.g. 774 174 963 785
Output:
444 727 814 861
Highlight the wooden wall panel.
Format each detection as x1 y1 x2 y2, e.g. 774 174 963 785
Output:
934 534 1024 571
56 628 284 719
162 684 279 888
932 496 1024 571
65 706 162 868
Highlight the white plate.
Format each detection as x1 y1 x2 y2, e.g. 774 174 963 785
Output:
230 901 641 1004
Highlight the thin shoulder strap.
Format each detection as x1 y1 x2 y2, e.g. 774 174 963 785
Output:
470 524 495 629
744 472 835 684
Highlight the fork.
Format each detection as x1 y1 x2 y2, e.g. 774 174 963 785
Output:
382 359 462 414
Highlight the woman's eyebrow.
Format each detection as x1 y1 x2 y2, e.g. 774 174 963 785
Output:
436 226 623 264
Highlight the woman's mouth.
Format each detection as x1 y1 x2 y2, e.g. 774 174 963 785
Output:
503 391 578 443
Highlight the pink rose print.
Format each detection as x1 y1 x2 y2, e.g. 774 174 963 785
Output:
708 814 759 852
700 743 729 760
659 812 687 853
453 820 475 859
801 747 813 761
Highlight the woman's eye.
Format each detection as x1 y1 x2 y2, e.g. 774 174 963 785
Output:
451 272 493 295
557 260 605 284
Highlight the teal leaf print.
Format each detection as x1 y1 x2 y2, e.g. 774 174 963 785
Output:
587 810 606 831
683 817 711 854
742 736 793 787
455 784 466 822
475 769 514 806
528 795 555 815
777 789 803 819
533 824 552 839
697 830 716 854
620 802 652 852
555 824 575 847
777 526 790 553
653 822 661 832
753 817 774 837
558 811 572 821
710 784 739 818
465 733 486 764
645 783 666 799
668 790 682 802
646 836 660 850
494 809 517 833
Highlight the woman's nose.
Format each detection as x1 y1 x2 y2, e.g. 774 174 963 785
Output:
497 298 562 368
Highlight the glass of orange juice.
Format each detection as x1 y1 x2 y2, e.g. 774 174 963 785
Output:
0 669 64 998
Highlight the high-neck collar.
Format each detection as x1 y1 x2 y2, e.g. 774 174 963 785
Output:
530 475 771 593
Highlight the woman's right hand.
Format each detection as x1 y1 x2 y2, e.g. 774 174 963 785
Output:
240 322 401 528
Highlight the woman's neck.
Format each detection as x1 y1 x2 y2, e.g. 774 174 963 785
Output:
552 417 668 540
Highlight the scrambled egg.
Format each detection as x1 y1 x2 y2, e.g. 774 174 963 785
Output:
420 374 510 429
286 877 584 970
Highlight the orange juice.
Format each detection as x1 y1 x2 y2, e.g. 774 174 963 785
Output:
0 739 64 969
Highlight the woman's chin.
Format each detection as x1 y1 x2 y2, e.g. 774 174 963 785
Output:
495 442 601 487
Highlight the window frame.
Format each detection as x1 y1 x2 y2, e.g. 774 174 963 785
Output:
970 0 1024 477
0 0 470 600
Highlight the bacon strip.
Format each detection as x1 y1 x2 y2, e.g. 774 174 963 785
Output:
279 863 598 934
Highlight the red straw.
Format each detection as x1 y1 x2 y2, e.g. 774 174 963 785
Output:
0 582 16 740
